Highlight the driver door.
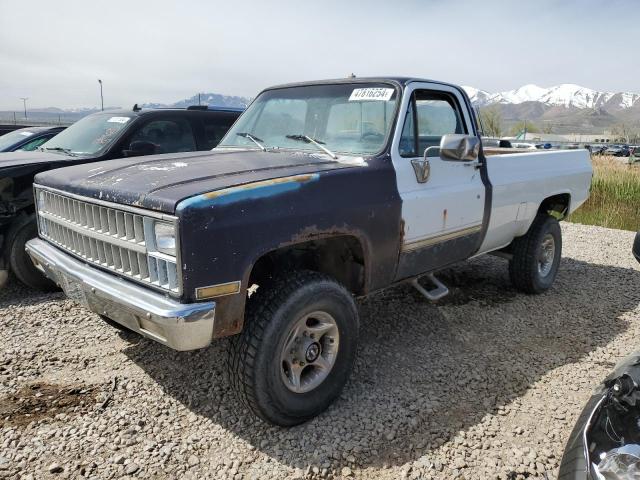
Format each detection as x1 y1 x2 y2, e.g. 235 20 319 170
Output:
391 83 487 279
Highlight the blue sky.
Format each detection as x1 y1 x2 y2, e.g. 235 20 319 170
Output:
0 0 637 109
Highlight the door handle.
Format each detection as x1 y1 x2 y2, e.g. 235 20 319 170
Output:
411 158 431 183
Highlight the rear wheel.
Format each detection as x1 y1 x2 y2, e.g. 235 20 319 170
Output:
509 214 562 294
9 215 56 291
227 270 359 426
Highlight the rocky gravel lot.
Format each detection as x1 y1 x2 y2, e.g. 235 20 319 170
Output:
1 222 639 480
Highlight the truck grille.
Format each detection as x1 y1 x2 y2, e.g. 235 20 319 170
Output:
36 188 179 293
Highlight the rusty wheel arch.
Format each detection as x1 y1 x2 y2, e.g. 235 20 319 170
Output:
246 233 370 296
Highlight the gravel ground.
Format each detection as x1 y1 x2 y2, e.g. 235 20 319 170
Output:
1 222 639 480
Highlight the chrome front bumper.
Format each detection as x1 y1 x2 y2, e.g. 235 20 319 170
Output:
25 238 215 351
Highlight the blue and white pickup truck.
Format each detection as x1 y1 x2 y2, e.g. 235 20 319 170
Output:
26 77 592 425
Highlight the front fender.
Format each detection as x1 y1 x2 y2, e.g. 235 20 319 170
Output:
175 161 402 337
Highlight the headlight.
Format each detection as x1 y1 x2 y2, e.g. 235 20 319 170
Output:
153 221 176 256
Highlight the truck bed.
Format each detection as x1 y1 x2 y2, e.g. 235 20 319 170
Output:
478 149 592 254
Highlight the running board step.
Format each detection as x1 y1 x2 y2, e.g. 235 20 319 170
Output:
410 274 449 301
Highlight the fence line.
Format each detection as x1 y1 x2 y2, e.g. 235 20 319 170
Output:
0 116 75 127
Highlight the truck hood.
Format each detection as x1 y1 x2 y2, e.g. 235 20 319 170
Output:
0 150 74 169
34 148 366 213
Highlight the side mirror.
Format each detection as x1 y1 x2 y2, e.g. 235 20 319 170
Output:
411 134 482 184
439 134 480 161
123 140 156 157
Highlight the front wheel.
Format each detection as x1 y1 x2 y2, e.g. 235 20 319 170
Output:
508 214 562 294
227 270 359 426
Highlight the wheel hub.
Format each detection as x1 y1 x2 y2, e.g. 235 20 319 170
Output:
305 343 320 362
537 233 556 277
280 311 340 394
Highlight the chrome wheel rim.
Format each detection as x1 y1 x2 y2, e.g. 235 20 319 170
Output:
280 311 340 394
538 234 556 277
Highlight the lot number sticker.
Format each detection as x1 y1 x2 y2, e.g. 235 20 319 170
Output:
107 116 130 123
349 88 394 102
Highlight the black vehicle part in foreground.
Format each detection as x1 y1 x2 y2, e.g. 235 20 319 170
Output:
633 231 640 263
559 352 640 479
0 106 242 289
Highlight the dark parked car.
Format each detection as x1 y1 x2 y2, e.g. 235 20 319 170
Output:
0 126 65 152
634 231 640 263
604 145 630 157
589 145 607 155
0 105 242 289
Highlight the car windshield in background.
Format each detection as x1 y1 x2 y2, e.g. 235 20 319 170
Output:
41 114 133 156
218 83 398 156
0 129 36 151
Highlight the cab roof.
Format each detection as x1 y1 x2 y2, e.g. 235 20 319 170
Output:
265 76 465 92
90 106 244 117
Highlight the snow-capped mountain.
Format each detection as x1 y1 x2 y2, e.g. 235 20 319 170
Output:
463 84 640 110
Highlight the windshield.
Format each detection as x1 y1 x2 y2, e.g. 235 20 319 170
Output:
219 83 399 156
41 113 133 155
0 129 38 150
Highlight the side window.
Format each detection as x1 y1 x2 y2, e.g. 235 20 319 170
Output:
129 118 196 154
202 116 235 150
399 90 467 157
415 91 466 153
18 136 50 151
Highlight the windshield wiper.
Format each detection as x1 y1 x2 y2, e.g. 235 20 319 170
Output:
236 132 266 151
43 146 77 157
285 134 337 159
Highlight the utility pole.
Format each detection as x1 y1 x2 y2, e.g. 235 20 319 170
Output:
523 119 527 140
98 79 104 111
19 97 28 120
198 93 201 106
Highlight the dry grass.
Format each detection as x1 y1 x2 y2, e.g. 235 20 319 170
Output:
568 155 640 231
